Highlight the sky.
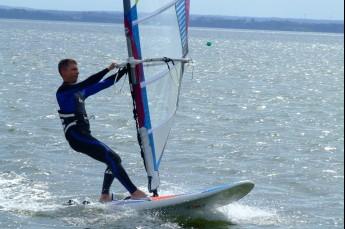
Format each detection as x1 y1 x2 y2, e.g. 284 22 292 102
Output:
0 0 344 20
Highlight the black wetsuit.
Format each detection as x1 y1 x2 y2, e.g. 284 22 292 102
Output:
56 68 137 195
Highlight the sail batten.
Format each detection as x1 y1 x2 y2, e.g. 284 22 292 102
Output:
123 0 190 194
140 68 170 88
133 0 179 25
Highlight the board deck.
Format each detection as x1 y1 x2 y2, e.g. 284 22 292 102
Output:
108 181 254 212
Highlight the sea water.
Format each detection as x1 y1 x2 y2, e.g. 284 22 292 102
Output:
0 19 344 229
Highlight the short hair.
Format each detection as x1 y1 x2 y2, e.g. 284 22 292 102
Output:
58 59 77 75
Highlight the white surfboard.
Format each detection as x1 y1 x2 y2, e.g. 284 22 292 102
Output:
108 181 254 212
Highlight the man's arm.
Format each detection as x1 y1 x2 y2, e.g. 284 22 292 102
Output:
76 63 118 88
83 67 128 98
77 68 109 88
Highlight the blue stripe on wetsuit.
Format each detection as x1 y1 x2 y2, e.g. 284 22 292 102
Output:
56 68 115 114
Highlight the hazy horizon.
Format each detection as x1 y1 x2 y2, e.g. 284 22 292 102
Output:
0 0 344 20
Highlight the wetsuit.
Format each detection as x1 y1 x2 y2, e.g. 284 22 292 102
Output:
56 68 138 195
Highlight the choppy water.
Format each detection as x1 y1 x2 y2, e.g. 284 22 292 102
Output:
0 19 344 229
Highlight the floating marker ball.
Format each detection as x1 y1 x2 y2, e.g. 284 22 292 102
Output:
206 41 212 47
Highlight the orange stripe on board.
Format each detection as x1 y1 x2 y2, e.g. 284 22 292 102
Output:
151 195 177 201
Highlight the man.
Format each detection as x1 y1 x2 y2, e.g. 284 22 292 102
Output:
56 59 147 202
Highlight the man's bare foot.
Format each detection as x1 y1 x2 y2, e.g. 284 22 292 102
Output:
131 190 148 200
99 194 112 203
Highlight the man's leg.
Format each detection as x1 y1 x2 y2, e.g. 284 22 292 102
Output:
101 150 148 200
102 167 115 195
67 130 138 195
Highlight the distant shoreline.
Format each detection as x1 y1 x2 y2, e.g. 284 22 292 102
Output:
0 6 343 34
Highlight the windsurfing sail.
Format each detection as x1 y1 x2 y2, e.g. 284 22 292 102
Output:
122 0 190 196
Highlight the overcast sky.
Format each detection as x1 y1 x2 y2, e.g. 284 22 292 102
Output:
0 0 344 20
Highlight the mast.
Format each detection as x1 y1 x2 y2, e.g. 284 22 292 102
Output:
123 0 160 196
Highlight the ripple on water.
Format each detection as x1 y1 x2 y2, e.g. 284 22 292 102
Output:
0 172 59 214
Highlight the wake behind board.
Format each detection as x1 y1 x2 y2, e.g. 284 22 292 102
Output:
109 181 254 212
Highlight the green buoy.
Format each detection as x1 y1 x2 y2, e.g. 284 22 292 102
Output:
206 41 213 47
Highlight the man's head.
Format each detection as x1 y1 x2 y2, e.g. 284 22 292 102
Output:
58 59 79 84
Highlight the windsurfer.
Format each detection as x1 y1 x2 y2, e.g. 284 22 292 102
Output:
56 59 148 202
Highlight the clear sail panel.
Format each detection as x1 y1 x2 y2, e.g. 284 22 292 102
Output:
124 0 190 192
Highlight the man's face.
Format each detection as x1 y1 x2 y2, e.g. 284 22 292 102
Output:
61 63 79 84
